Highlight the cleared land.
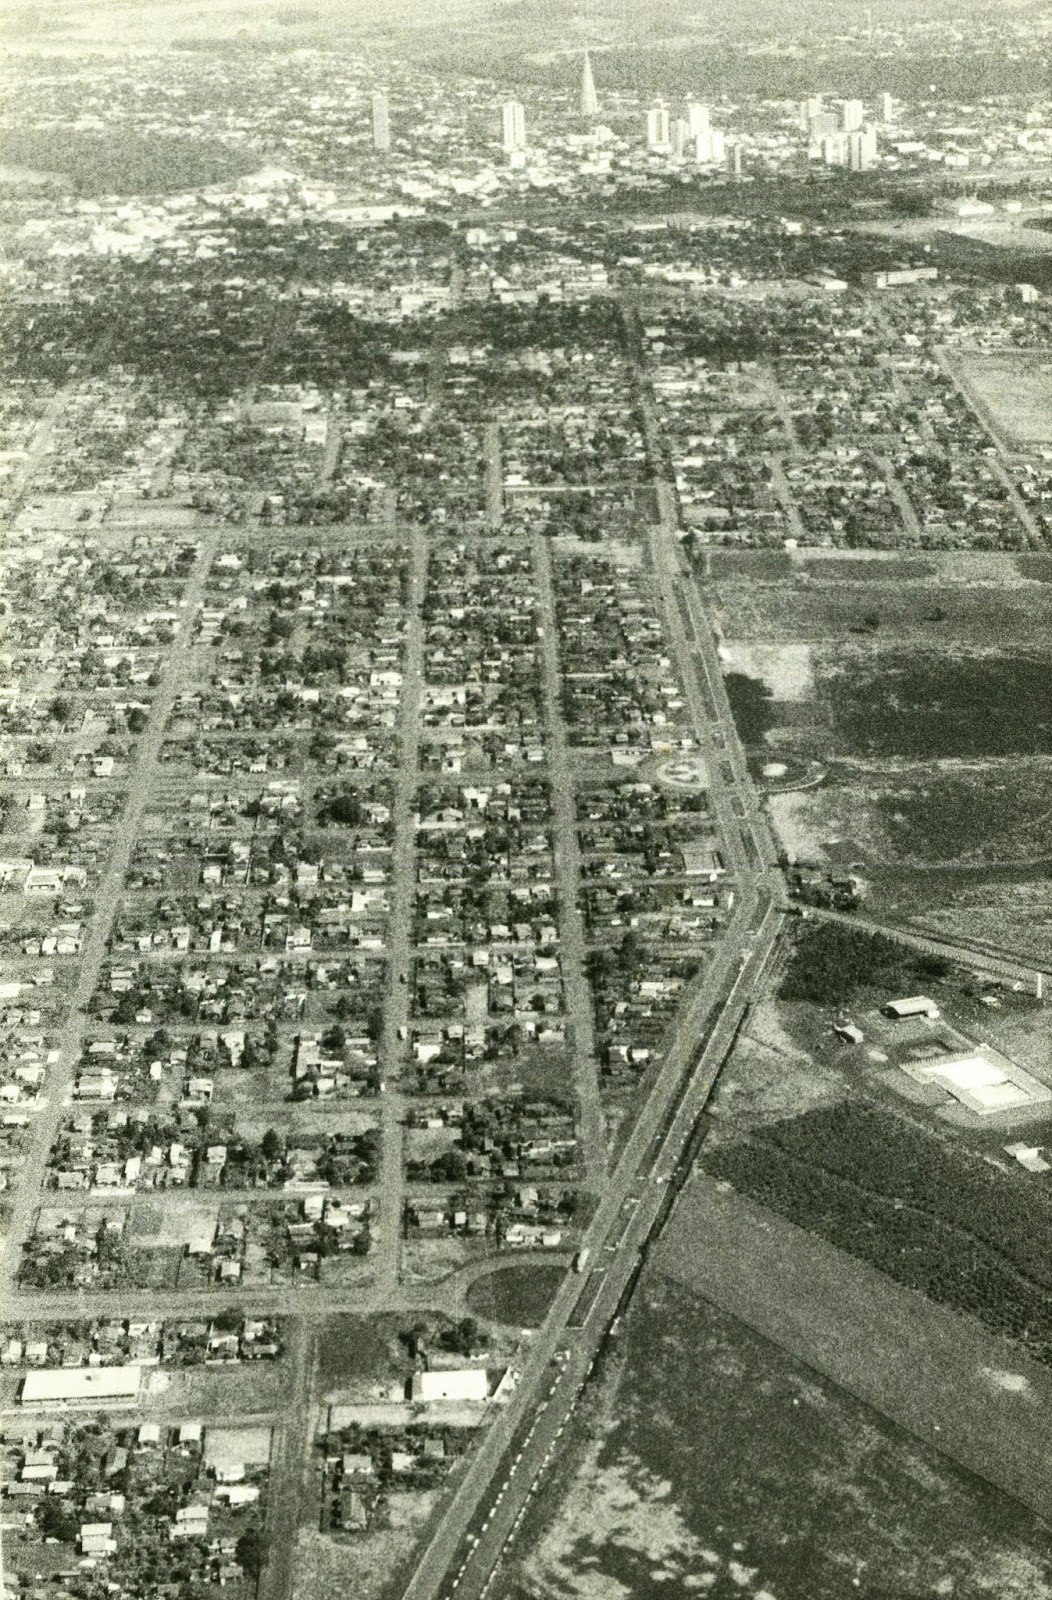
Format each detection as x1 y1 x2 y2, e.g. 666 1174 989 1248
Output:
824 651 1052 760
885 867 1052 965
763 764 1052 872
949 349 1052 452
493 1266 1052 1600
703 1099 1052 1361
656 1175 1052 1527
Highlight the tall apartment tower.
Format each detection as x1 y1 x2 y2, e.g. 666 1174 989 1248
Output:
728 141 744 180
580 49 599 118
502 100 527 153
372 92 391 152
881 92 894 124
800 94 820 133
842 98 864 132
647 106 671 149
688 102 710 139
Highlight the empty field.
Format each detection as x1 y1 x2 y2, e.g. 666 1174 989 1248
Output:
493 1262 1052 1600
703 1100 1052 1363
768 763 1052 868
825 650 1052 759
709 578 1052 644
657 1175 1052 1526
950 350 1052 451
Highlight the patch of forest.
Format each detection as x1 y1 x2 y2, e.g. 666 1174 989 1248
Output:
0 127 261 196
778 920 948 1006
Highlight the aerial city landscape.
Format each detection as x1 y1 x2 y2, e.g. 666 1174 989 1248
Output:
4 0 1052 1595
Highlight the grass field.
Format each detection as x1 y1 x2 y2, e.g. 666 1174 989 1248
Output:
824 650 1052 760
875 767 1052 863
763 759 1052 871
709 572 1052 646
294 1494 442 1600
492 1261 1052 1600
950 351 1052 452
656 1178 1052 1530
465 1263 566 1328
895 872 1052 965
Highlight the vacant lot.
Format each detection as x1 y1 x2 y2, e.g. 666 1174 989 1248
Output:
708 572 1052 646
493 1264 1052 1600
315 1312 458 1393
824 650 1052 760
294 1493 441 1600
876 766 1052 862
891 870 1052 965
950 350 1052 451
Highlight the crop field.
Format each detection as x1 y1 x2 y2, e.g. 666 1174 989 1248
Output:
703 1100 1052 1363
492 1268 1052 1600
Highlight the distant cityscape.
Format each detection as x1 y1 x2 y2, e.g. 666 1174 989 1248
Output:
3 4 1052 1600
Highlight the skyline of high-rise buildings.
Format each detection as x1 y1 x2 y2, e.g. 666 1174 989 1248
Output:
353 57 896 175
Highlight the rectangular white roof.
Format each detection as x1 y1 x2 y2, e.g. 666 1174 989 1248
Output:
21 1366 141 1404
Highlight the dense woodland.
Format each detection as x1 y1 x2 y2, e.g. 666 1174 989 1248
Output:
778 921 948 1006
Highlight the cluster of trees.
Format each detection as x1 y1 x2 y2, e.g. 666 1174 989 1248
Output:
0 126 259 196
315 789 366 828
779 922 948 1006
